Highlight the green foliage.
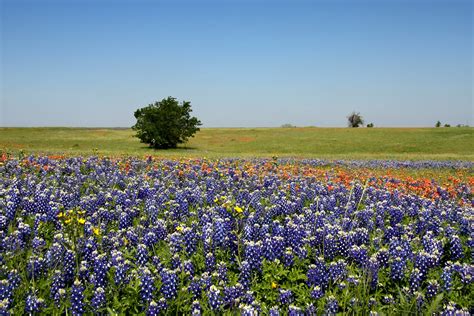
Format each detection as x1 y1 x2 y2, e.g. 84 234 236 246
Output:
347 112 364 128
436 121 442 127
366 123 374 128
132 97 201 149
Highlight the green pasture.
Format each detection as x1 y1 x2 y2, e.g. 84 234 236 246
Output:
0 127 472 161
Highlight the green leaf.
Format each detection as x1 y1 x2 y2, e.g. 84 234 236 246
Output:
426 293 444 315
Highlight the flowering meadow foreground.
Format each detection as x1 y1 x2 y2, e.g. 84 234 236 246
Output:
0 156 473 315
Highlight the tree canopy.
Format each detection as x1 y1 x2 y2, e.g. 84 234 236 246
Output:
347 112 364 128
132 97 201 149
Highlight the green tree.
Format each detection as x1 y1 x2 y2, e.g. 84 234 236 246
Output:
132 97 201 149
435 121 441 127
347 112 364 128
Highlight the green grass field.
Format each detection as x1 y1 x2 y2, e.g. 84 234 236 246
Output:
0 127 472 161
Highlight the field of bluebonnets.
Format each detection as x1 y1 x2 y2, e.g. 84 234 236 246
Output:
0 155 473 315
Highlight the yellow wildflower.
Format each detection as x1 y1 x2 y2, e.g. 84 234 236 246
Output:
93 227 100 236
57 212 64 219
65 219 72 224
271 282 278 289
176 226 183 232
234 206 243 214
123 238 128 246
77 218 86 225
214 197 219 203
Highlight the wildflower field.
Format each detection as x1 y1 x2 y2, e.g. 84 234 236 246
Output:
0 155 473 315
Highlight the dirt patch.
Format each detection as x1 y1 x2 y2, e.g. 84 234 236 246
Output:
237 137 255 143
92 130 109 137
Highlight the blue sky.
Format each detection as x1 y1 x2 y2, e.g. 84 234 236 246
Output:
1 0 472 127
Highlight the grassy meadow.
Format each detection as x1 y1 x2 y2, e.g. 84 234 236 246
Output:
0 127 472 161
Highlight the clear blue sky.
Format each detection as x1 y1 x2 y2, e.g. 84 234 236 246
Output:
1 0 472 127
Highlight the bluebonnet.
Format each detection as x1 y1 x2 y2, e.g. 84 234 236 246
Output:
160 268 178 300
188 276 202 298
278 289 293 305
140 268 155 303
242 291 255 304
217 262 228 283
31 236 46 254
0 298 9 316
70 280 85 316
239 261 252 290
323 234 337 260
325 295 339 315
223 284 243 308
382 295 395 305
213 218 228 248
244 241 263 271
376 248 389 268
283 247 294 267
168 232 183 254
91 287 106 312
53 288 66 308
0 281 10 303
458 264 473 285
426 280 439 299
288 305 304 316
205 253 216 272
208 285 222 311
311 286 324 299
269 306 280 316
91 252 108 288
50 270 64 302
63 249 76 284
191 300 201 315
183 227 197 255
240 303 259 316
0 156 472 314
441 265 453 292
349 245 369 267
27 256 45 280
413 250 431 280
170 253 181 270
448 235 463 261
409 268 422 293
119 211 132 230
183 260 194 277
414 291 424 311
25 292 44 314
137 244 149 266
390 256 406 281
146 300 160 316
328 259 347 283
146 298 167 315
143 231 158 248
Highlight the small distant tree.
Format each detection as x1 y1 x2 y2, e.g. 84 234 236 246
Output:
347 112 364 128
435 121 441 127
366 123 374 128
281 123 295 128
132 97 201 149
444 124 451 127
